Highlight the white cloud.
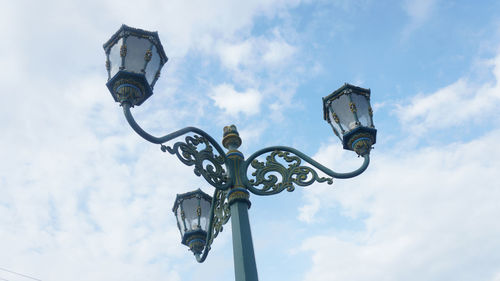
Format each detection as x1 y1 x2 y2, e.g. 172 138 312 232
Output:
150 0 302 57
209 83 262 116
395 53 500 136
492 272 500 281
262 39 296 65
298 128 500 281
218 41 254 69
297 196 320 223
217 35 296 70
401 0 438 36
403 0 436 24
238 123 268 148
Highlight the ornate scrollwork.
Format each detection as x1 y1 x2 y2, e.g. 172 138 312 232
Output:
161 134 229 189
207 189 230 248
247 150 333 195
195 188 231 263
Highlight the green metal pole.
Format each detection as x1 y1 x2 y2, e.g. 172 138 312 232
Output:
223 125 259 281
229 191 258 281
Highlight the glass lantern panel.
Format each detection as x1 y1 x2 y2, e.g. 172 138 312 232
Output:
351 93 371 127
145 45 162 84
176 206 186 237
328 109 344 136
199 198 211 231
109 38 123 78
124 36 151 74
182 197 200 231
330 94 357 132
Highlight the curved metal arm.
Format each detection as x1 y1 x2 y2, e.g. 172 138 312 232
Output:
195 188 231 263
122 103 231 190
242 146 370 195
122 103 225 151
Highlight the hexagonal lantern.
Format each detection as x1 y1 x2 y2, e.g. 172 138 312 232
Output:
323 83 377 156
172 189 212 255
103 24 168 106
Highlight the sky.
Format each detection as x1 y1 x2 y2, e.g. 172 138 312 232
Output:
1 0 500 280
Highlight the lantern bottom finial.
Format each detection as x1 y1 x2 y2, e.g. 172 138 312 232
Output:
351 135 373 156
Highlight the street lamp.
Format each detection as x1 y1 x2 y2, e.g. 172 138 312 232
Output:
322 84 377 156
103 24 168 106
172 189 213 255
104 25 376 281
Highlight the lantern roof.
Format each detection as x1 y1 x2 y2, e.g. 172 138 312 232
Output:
103 24 168 65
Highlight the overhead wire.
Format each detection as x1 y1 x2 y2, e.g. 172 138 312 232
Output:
0 267 42 281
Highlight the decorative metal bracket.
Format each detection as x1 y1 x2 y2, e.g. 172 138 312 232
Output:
243 146 370 196
247 150 333 194
122 103 231 190
161 135 228 188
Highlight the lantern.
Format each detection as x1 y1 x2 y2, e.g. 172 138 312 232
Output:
103 24 168 106
323 83 377 156
172 189 212 255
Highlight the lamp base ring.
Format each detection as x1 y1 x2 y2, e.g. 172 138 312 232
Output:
183 230 207 255
346 131 375 156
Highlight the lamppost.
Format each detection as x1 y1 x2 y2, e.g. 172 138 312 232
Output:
103 25 377 281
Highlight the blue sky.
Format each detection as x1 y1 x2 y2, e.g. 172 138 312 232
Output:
1 0 500 280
